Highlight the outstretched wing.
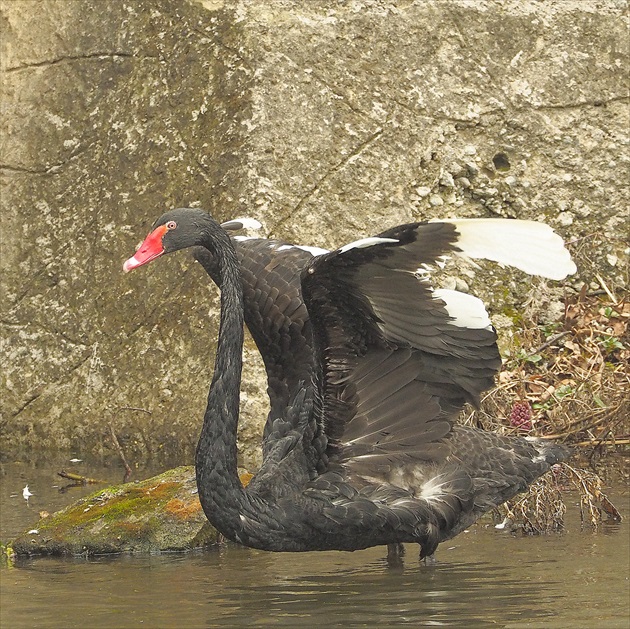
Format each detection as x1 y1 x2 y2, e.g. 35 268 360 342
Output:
301 219 575 477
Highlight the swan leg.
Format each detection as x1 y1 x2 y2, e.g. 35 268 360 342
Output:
419 546 437 565
386 542 405 568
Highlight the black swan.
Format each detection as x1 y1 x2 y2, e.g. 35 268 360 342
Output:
123 208 575 558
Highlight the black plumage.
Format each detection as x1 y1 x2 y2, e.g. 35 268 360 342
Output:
124 209 572 559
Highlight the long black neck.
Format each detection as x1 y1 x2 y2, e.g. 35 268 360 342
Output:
194 223 250 538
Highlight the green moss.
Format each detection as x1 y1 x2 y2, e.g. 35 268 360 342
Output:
33 483 178 536
10 466 215 556
1 542 15 567
500 304 523 326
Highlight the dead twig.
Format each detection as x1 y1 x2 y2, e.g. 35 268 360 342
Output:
57 470 105 485
528 330 572 358
109 423 133 482
572 438 629 447
594 273 617 303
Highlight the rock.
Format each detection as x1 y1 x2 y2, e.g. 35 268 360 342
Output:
557 211 575 226
415 186 432 198
10 467 218 556
439 172 455 188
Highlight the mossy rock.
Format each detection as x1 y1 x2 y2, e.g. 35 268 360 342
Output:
11 466 219 557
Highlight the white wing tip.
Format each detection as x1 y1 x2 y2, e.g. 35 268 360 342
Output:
276 244 330 256
430 218 576 280
233 235 257 242
339 237 399 253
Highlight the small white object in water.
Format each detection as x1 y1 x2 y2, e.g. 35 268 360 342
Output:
495 517 512 530
23 485 33 501
69 458 83 463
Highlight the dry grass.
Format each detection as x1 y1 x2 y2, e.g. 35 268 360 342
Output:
493 463 622 535
465 288 629 532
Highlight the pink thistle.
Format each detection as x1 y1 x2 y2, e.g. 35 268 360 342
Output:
510 401 533 431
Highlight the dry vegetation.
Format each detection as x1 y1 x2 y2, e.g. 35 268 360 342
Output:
465 284 629 533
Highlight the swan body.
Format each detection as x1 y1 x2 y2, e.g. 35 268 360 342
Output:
124 209 574 557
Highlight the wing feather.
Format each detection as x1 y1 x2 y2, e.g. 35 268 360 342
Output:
302 219 574 476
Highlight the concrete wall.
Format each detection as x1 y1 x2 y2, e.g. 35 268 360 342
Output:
1 0 628 467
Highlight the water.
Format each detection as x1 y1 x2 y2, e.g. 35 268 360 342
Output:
1 458 628 628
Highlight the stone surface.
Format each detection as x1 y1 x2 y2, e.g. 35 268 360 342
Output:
1 0 628 466
10 466 218 556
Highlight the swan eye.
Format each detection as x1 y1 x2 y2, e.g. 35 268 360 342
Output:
166 221 177 230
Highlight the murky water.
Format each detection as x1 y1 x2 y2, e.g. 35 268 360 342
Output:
1 458 628 628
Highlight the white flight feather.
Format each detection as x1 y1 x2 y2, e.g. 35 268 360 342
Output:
339 237 399 253
430 218 576 280
433 288 492 329
276 244 330 256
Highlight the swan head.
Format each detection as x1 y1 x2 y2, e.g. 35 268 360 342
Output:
123 208 225 272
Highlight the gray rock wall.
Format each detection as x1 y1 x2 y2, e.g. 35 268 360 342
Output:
1 0 628 467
